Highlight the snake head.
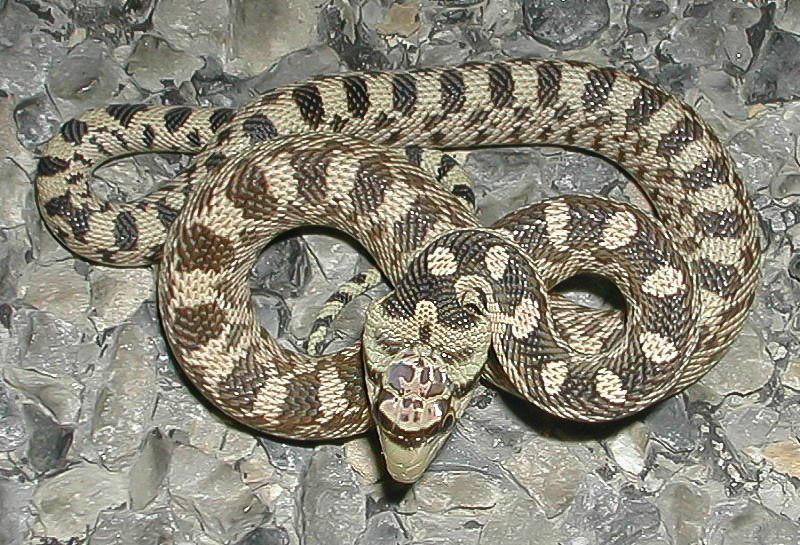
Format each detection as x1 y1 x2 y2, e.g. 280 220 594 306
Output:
363 295 491 483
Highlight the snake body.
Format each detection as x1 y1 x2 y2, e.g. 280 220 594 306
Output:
36 59 760 482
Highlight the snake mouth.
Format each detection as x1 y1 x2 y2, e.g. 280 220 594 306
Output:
376 427 453 484
371 383 458 483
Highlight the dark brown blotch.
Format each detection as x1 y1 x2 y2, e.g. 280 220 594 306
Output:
404 145 423 166
155 201 179 229
656 116 705 158
291 148 330 203
43 193 72 217
434 296 478 331
698 259 741 298
46 195 89 243
204 152 228 171
60 119 88 144
163 106 193 133
278 370 323 422
142 125 156 148
226 165 278 221
440 69 466 115
174 222 237 273
680 156 730 191
394 194 439 252
69 208 89 242
292 83 325 129
185 129 203 148
695 209 745 238
106 104 148 128
488 62 514 108
171 302 226 351
209 108 235 132
392 72 417 115
582 68 616 112
626 85 670 131
37 156 69 176
216 127 233 145
382 291 416 320
451 184 475 208
242 114 277 143
114 211 138 251
536 61 562 108
351 158 391 215
436 154 458 183
343 75 370 119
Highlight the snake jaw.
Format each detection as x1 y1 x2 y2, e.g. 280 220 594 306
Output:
376 421 457 484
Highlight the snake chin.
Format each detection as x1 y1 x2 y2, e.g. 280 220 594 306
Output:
378 426 455 484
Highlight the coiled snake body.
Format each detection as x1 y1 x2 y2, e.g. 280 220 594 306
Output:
36 59 760 482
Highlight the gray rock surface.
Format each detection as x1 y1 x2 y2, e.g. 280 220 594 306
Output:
1 0 798 543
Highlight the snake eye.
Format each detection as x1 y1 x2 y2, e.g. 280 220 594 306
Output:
459 289 487 315
464 303 481 315
374 332 405 355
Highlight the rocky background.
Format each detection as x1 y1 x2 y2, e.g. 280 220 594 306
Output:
2 0 800 544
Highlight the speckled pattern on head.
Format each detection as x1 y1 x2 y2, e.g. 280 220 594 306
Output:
36 59 760 445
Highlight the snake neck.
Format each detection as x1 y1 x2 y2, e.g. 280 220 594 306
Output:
362 228 530 482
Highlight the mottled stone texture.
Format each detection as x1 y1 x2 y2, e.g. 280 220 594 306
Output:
1 0 799 543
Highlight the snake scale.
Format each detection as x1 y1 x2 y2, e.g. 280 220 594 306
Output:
36 58 760 482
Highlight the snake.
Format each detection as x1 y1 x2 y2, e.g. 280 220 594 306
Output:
35 58 761 483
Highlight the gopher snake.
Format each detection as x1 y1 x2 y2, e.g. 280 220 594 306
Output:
36 59 760 482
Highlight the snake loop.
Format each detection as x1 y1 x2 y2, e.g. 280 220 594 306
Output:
36 59 761 482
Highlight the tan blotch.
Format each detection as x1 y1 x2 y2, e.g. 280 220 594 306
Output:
642 265 685 298
169 268 224 308
414 300 438 324
317 78 352 121
544 201 571 248
507 296 541 340
699 288 727 318
697 237 741 267
315 365 350 424
542 360 569 395
183 328 243 386
594 368 628 404
600 210 638 250
427 246 459 276
566 331 606 354
485 245 510 281
251 379 291 423
692 182 737 214
639 330 680 364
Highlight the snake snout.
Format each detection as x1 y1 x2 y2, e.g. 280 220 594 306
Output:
367 349 467 483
